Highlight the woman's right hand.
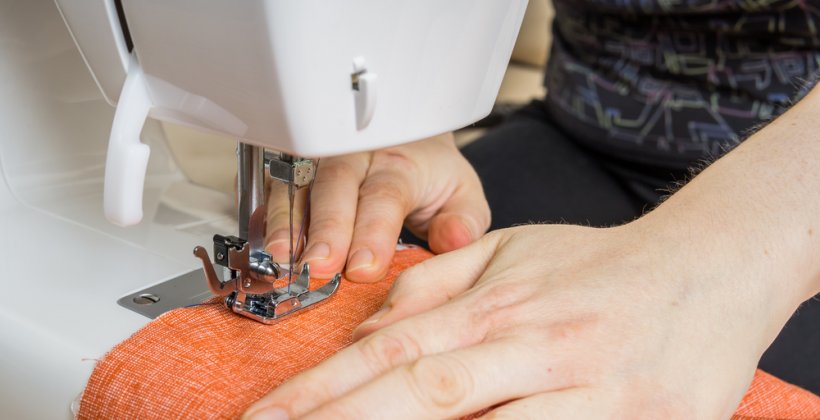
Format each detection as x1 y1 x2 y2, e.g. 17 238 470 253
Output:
264 132 491 282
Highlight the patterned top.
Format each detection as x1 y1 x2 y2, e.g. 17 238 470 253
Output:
544 0 820 168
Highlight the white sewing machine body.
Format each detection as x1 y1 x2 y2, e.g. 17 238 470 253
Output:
0 0 526 417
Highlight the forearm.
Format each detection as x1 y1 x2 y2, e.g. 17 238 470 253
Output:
636 85 820 352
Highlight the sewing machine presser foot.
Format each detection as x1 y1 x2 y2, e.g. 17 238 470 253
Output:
225 265 341 324
193 235 340 323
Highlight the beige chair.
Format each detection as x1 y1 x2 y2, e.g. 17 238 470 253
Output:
454 0 552 146
499 0 551 104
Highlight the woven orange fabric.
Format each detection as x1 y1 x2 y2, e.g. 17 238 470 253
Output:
733 370 820 419
79 247 820 419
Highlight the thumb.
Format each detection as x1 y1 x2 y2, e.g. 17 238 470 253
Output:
427 182 491 254
352 230 503 340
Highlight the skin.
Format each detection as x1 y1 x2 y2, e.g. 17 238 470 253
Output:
248 86 820 419
265 132 490 282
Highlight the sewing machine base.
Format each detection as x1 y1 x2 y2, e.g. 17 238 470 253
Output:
117 269 219 319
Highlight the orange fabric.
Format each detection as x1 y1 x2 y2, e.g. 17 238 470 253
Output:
733 370 820 420
79 247 820 419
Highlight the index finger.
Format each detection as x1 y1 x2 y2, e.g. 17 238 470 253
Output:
265 180 308 263
242 301 488 419
301 340 542 420
301 155 370 278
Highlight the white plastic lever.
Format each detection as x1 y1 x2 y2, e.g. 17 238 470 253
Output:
103 55 152 226
352 57 377 130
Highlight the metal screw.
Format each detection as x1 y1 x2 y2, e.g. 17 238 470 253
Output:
133 293 160 305
225 293 236 309
216 252 224 260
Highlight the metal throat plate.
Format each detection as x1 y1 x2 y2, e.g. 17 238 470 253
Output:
117 269 217 319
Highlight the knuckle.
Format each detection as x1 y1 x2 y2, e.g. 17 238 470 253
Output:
372 149 419 173
403 355 472 412
309 216 347 235
397 263 430 283
467 281 533 333
357 216 398 236
386 266 438 305
316 160 361 182
275 379 327 414
358 330 423 375
266 207 290 224
476 281 532 310
358 178 408 206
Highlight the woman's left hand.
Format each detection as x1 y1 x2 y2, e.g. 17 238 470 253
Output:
244 221 783 419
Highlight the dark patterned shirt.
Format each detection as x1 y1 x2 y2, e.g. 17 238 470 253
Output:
545 0 820 169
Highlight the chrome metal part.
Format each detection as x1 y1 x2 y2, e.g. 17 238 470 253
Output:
267 153 315 188
193 238 279 296
227 263 341 323
190 143 339 324
117 269 217 319
237 144 266 254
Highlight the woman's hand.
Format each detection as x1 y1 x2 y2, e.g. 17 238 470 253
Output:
264 133 490 282
247 85 820 419
245 220 792 419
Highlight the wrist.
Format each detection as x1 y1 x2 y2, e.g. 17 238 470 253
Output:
632 85 820 312
630 190 813 357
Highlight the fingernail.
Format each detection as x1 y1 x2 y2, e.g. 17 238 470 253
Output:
352 306 390 340
302 242 330 262
347 248 375 272
360 306 389 327
247 407 288 420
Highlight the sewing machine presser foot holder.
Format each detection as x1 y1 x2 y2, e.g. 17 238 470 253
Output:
193 237 340 323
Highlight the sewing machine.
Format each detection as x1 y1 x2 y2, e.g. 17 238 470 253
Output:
0 0 526 417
